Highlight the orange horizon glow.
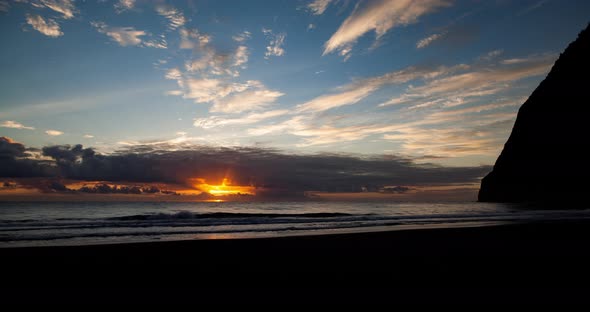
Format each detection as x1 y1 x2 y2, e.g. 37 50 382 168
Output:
189 177 256 196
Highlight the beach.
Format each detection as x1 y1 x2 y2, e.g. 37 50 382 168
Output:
2 220 590 303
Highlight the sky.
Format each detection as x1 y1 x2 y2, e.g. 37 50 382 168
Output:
0 0 589 169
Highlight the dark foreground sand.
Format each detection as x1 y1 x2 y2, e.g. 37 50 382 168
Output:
3 221 590 303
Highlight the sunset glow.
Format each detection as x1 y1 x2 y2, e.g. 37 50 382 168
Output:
190 178 255 196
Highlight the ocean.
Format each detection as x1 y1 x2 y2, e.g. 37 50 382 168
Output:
2 201 590 247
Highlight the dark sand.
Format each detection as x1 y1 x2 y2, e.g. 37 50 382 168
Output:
3 221 590 303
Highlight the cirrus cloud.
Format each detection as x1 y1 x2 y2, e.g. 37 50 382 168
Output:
323 0 451 58
307 0 334 15
31 0 76 19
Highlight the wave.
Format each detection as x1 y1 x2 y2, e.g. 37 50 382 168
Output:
109 211 355 221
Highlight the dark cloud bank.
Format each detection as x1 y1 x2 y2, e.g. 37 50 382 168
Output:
1 137 490 194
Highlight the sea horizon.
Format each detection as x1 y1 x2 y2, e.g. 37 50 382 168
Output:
3 200 590 247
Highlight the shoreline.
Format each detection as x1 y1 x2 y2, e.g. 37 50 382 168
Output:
0 219 513 248
3 220 590 302
0 221 590 287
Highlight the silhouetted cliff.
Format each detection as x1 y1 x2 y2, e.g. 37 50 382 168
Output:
479 24 590 203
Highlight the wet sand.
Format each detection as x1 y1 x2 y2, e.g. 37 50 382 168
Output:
2 221 590 303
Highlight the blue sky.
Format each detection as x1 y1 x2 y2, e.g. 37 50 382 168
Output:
0 0 589 166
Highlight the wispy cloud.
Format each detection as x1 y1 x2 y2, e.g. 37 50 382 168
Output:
91 21 145 46
179 29 248 77
234 46 249 67
31 0 76 19
26 14 63 37
210 87 285 113
296 65 460 113
83 134 94 138
92 21 165 48
408 56 554 97
166 28 284 115
166 72 283 114
323 0 451 58
246 51 553 158
1 120 35 130
232 30 252 43
307 0 334 15
45 130 63 136
383 124 505 158
262 28 286 59
519 0 550 15
297 85 378 113
114 0 135 13
0 1 10 13
143 35 168 49
179 28 211 49
478 49 504 61
155 5 186 30
194 110 289 129
416 32 445 49
379 53 556 108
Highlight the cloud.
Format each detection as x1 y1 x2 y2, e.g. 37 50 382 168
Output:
31 0 76 19
91 21 145 46
297 85 378 113
26 14 63 37
1 139 491 194
0 137 25 158
416 32 445 49
176 131 187 136
45 130 64 136
0 1 10 13
83 134 94 138
232 30 252 43
383 123 509 158
185 50 234 76
296 65 459 113
478 49 504 61
91 21 166 49
166 62 282 112
194 110 289 129
323 0 451 58
379 53 556 108
179 28 211 49
1 120 35 130
210 83 285 114
155 5 186 30
179 30 247 77
234 46 249 67
166 90 183 96
166 28 282 115
247 52 552 154
407 55 556 97
307 0 333 15
143 35 168 49
0 137 55 177
307 23 316 31
182 78 226 103
114 0 135 13
165 68 182 80
429 97 525 117
519 0 550 15
262 28 286 59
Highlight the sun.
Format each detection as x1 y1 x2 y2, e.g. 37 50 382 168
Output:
189 177 255 196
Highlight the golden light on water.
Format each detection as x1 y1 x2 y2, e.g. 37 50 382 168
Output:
189 178 255 196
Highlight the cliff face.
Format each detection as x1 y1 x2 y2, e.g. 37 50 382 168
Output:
479 24 590 203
